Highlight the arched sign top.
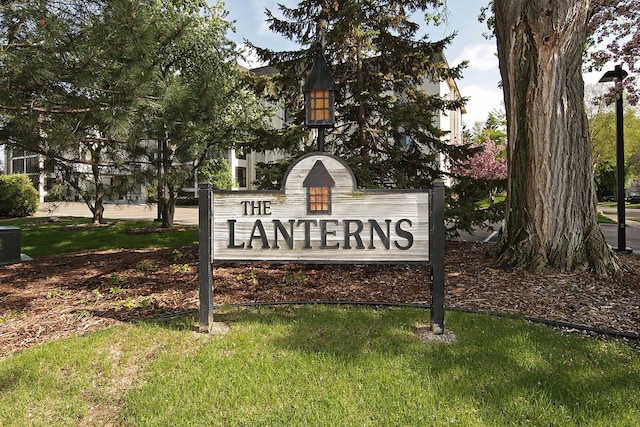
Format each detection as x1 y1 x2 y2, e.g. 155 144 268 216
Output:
198 153 446 334
281 152 358 194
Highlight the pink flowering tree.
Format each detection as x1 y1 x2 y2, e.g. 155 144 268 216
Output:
461 135 507 205
452 134 507 206
449 120 507 236
587 0 640 105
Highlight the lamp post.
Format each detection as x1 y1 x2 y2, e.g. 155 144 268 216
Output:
303 47 336 152
599 64 631 253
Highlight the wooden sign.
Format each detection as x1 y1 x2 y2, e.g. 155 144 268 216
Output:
198 152 446 334
211 153 430 263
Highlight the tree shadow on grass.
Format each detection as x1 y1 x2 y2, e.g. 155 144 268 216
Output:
207 306 640 425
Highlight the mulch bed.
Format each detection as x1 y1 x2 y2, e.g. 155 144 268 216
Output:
1 241 639 358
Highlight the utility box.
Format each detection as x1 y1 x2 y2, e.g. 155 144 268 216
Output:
0 226 22 265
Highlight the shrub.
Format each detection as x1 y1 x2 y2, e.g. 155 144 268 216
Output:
0 174 40 217
198 158 233 190
176 196 198 206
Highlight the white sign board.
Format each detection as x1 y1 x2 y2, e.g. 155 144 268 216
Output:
211 153 430 263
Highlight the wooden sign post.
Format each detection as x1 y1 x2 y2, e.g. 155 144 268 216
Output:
198 152 445 333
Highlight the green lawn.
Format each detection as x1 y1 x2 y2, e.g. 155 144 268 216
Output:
598 213 617 224
1 306 638 426
599 201 640 209
0 217 198 257
1 216 638 425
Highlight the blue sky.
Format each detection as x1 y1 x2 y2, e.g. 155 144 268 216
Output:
222 0 612 130
222 0 503 129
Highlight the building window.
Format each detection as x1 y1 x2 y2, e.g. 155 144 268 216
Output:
25 156 39 174
236 166 247 188
12 158 24 173
310 89 331 122
308 186 330 213
10 150 40 189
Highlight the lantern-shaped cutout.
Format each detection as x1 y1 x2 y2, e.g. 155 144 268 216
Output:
303 52 336 128
303 160 335 214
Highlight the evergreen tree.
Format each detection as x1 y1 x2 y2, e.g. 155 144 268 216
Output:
248 0 469 189
0 0 152 223
130 0 274 227
0 0 274 226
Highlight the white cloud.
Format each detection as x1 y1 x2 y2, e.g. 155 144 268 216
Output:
459 84 504 128
236 44 267 69
453 43 498 72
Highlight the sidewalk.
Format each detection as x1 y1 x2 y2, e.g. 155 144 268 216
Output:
35 201 199 225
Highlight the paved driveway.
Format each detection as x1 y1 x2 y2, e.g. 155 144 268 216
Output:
35 201 199 225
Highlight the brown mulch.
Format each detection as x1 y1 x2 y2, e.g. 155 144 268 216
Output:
1 241 639 358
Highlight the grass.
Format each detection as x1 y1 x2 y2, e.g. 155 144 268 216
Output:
599 201 640 209
598 213 617 224
475 194 506 209
0 305 638 426
1 214 638 425
0 217 198 257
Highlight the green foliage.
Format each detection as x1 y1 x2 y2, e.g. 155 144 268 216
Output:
447 175 505 236
594 160 617 200
283 271 307 288
198 157 233 190
471 109 508 146
175 196 199 206
590 106 640 195
0 174 39 217
0 0 274 226
135 260 159 272
108 275 127 287
249 0 470 189
168 263 190 275
1 307 639 426
43 183 69 202
254 159 293 189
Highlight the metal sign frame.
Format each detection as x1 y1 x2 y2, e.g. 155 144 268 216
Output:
198 153 445 333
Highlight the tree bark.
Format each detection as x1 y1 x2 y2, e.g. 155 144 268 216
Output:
161 192 176 228
91 197 106 225
88 162 106 225
494 0 621 275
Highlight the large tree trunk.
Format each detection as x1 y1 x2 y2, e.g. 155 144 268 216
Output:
493 0 621 275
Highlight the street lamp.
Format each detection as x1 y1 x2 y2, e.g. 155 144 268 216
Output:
303 48 336 152
599 64 631 253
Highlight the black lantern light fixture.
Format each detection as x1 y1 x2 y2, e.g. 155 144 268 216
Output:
303 47 336 152
599 64 631 253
